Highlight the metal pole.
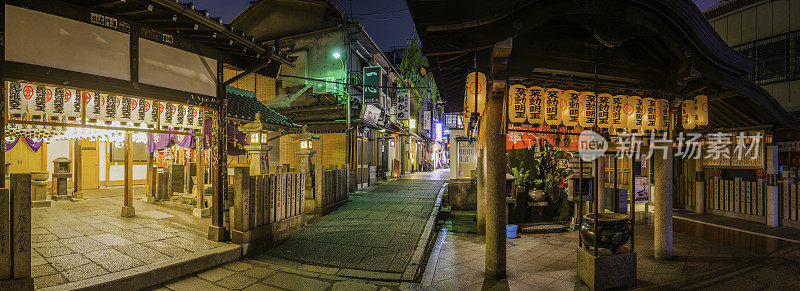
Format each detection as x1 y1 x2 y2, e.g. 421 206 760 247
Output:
578 158 583 248
631 153 636 251
594 159 599 257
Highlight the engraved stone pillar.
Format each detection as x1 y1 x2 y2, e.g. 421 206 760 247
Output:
766 145 780 227
653 146 673 260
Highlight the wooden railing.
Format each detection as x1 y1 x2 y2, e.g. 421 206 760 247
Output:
314 164 349 215
231 167 305 247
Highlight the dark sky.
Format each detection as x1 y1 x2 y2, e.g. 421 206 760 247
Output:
190 0 722 51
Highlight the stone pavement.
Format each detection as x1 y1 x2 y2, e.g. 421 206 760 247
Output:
255 170 447 277
31 186 228 289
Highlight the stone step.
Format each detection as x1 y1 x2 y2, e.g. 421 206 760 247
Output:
39 244 242 291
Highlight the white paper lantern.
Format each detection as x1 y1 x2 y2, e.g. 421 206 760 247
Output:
63 88 80 121
118 96 131 125
7 81 26 119
44 86 62 122
695 95 708 127
561 90 579 127
626 95 643 132
175 104 186 129
682 99 696 130
143 100 156 128
101 94 117 124
464 71 486 126
526 86 545 126
159 102 171 130
84 91 101 122
544 88 562 126
185 106 197 130
578 91 596 128
192 107 204 130
30 85 47 121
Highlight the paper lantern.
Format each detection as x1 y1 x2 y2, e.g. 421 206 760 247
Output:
63 88 80 121
7 82 26 119
655 99 670 131
185 106 197 130
544 88 562 126
626 95 643 132
143 100 157 128
596 93 612 129
578 91 597 128
100 94 117 124
192 107 203 130
30 85 47 121
160 102 173 129
610 95 628 132
641 97 657 132
175 104 186 129
561 90 579 127
130 98 143 126
84 91 101 122
118 96 131 124
695 95 708 127
682 99 696 130
508 85 527 124
464 71 486 125
526 86 545 126
44 86 63 122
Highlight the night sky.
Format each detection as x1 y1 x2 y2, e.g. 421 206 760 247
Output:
190 0 722 52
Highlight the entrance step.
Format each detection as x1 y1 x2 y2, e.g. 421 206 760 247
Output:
39 244 242 291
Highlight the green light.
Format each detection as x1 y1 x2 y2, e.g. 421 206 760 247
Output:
332 51 341 59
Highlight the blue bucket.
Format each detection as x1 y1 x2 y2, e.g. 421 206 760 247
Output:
506 224 518 239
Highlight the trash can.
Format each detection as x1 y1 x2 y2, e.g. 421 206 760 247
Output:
506 224 518 239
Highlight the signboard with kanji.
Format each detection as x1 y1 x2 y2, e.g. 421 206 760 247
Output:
363 66 381 104
396 89 410 120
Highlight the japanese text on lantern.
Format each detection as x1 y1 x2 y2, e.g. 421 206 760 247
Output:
544 88 561 126
527 86 544 125
508 85 527 123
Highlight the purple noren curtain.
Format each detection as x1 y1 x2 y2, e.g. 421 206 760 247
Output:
4 137 20 152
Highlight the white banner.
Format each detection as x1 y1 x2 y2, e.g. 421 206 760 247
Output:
423 110 432 131
397 89 410 120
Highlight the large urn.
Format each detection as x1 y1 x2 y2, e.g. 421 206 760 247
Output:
580 213 631 254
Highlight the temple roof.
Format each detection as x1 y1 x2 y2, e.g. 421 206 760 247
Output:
226 87 299 129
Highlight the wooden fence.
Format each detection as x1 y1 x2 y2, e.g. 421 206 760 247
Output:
231 167 305 248
314 164 349 215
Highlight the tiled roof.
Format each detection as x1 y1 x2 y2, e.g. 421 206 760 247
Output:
226 86 299 129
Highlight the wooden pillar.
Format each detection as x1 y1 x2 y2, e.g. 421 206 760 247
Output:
476 147 485 234
194 122 207 217
73 140 82 197
484 38 512 279
209 60 228 242
121 133 135 217
146 152 154 203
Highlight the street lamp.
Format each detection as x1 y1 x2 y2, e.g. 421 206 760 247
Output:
332 50 341 59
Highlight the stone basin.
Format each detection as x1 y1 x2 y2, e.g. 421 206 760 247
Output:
30 171 49 181
580 213 631 255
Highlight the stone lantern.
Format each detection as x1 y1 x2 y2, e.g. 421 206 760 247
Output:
238 112 276 175
291 125 320 210
52 157 72 200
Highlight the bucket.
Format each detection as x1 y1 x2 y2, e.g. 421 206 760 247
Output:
506 224 518 239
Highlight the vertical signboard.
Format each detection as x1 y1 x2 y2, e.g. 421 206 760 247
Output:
363 66 382 104
423 110 432 131
397 89 410 120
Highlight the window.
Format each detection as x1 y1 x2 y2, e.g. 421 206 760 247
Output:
733 30 800 85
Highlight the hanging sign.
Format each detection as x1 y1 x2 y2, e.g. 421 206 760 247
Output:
64 88 80 121
561 89 579 127
610 95 627 132
578 91 596 128
464 71 486 124
362 66 382 104
656 99 670 131
508 85 527 124
31 85 46 121
596 93 611 129
642 97 657 132
363 104 381 125
7 82 25 119
527 86 545 125
544 88 562 126
626 95 643 132
397 89 410 120
695 95 708 127
682 99 696 130
423 110 432 131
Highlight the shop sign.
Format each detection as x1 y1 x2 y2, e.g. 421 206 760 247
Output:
423 110 432 131
363 66 382 104
435 123 443 142
362 104 381 126
396 89 410 120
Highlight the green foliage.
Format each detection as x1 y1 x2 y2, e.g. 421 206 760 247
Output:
508 141 574 221
398 36 440 104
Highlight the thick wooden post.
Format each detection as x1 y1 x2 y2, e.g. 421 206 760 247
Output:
121 133 135 217
209 60 228 242
194 123 208 217
73 140 82 198
146 152 154 203
315 164 324 215
484 38 512 279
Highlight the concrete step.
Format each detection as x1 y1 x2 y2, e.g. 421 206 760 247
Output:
40 244 242 291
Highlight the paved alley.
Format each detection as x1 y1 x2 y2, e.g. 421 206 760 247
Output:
255 170 447 278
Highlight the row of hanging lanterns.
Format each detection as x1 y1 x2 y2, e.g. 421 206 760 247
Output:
7 81 204 130
506 85 674 132
682 95 709 129
4 123 148 145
